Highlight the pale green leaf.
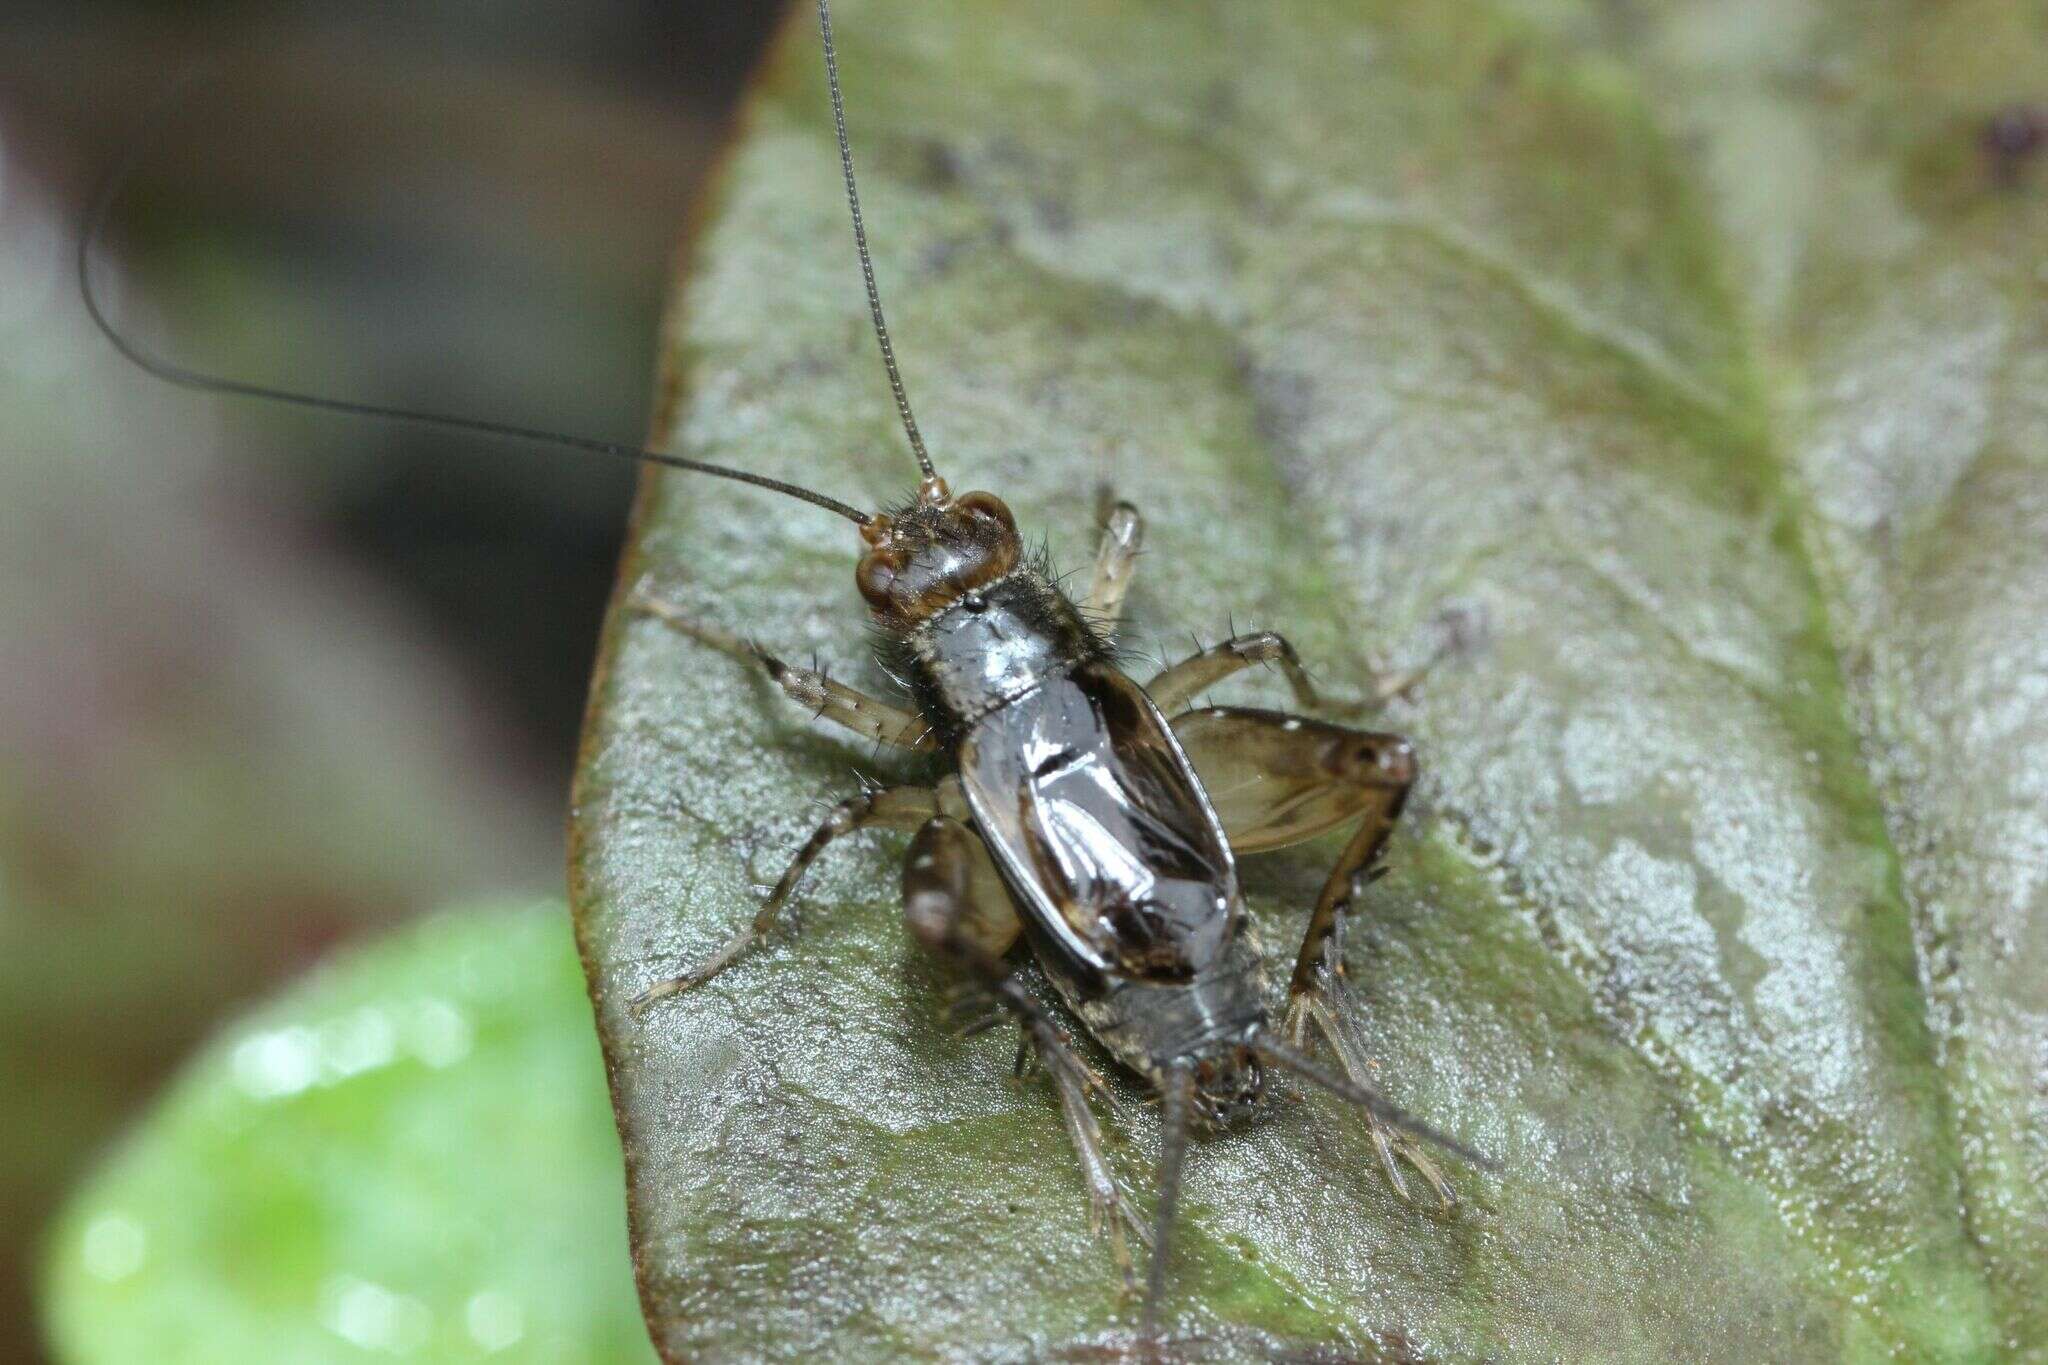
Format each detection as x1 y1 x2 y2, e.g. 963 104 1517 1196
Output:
43 905 654 1365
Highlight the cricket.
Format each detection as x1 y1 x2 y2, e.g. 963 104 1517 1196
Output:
79 0 1492 1340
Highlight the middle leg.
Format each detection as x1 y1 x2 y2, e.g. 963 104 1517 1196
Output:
632 783 950 1009
1146 630 1428 717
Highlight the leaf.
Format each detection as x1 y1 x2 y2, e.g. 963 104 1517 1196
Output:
570 1 2047 1359
41 904 655 1365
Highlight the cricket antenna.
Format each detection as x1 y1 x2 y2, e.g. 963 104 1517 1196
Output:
76 71 876 529
815 0 938 485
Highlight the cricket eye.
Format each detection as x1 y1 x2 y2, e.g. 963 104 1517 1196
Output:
954 491 1016 534
856 547 903 611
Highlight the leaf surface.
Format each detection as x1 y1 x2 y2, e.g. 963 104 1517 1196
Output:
572 1 2048 1359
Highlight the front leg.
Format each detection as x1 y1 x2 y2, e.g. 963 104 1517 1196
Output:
1081 492 1144 634
630 580 934 750
1171 705 1452 1204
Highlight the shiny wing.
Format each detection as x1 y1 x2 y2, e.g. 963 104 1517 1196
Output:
960 665 1239 983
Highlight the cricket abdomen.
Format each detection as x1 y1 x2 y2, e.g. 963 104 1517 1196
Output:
1069 939 1270 1082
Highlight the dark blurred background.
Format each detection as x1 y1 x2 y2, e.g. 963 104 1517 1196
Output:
0 1 784 1357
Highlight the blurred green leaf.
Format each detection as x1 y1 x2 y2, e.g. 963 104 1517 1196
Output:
1 153 563 1356
42 904 653 1365
572 0 2045 1359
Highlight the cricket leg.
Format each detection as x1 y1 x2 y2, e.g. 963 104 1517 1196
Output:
1290 983 1456 1208
1171 705 1453 1205
1081 491 1143 634
631 784 947 1009
903 816 1147 1287
1145 630 1426 718
629 579 934 750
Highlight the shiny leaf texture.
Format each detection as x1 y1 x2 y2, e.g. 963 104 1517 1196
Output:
572 0 2047 1359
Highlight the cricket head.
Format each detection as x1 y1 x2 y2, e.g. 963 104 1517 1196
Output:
856 477 1021 628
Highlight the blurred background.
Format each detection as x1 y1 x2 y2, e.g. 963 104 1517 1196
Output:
0 1 784 1357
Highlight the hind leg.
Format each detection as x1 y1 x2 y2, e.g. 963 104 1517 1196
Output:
1171 705 1453 1206
903 817 1147 1285
1168 705 1414 1000
1288 984 1455 1206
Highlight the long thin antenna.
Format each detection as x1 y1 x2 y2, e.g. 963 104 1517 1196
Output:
77 73 874 529
816 0 936 483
